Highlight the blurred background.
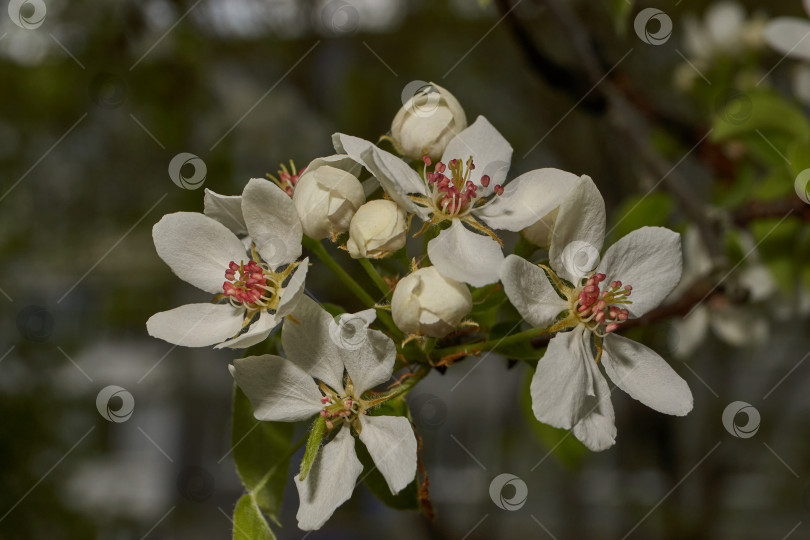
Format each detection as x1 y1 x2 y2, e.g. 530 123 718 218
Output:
2 0 809 538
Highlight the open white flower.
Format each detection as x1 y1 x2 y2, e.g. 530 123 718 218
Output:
230 296 417 531
668 228 773 357
500 177 693 451
391 82 467 159
147 178 308 349
764 0 810 61
334 116 579 286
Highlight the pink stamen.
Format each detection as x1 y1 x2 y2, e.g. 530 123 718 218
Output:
480 175 491 187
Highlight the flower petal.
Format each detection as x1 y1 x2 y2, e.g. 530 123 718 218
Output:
764 18 810 62
602 333 693 416
229 355 323 422
571 363 616 452
500 254 568 328
548 176 606 283
276 258 309 319
427 220 504 286
203 189 247 236
597 227 682 318
440 116 512 194
476 168 580 232
282 295 346 393
295 426 362 531
343 329 396 395
147 303 244 347
153 212 247 295
242 178 303 268
358 415 417 494
333 134 427 216
215 311 278 350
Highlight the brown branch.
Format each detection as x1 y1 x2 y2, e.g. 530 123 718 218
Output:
732 196 810 225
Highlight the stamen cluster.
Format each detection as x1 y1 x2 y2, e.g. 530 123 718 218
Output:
223 260 272 307
422 156 503 216
269 161 305 197
575 273 632 333
319 394 364 429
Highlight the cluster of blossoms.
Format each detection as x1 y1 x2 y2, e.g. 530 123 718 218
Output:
147 83 693 530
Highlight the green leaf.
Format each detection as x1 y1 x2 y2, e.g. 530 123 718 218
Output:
610 192 674 242
355 437 420 510
299 416 326 481
231 385 296 520
520 368 588 470
368 395 409 417
232 494 275 540
711 90 810 144
608 0 634 35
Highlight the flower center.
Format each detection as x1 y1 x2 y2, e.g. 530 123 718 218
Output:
319 395 364 429
222 260 279 311
573 273 633 334
420 156 503 218
267 160 304 197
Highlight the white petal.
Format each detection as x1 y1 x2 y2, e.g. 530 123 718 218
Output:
276 259 309 319
427 220 504 287
500 255 568 328
153 212 247 294
764 18 810 61
203 189 247 236
282 295 346 393
571 362 616 452
440 116 512 194
303 154 363 177
602 333 693 416
548 176 606 283
230 355 323 422
242 178 303 268
215 311 278 350
343 329 396 395
295 426 362 531
147 303 244 347
597 227 683 318
358 415 417 494
671 306 709 359
333 134 427 216
476 168 579 232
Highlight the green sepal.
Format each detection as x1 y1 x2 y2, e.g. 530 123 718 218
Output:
299 416 327 481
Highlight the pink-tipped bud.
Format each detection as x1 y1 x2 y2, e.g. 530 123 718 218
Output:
344 400 352 410
319 409 328 417
609 307 618 319
594 273 606 282
435 161 446 173
594 311 606 323
618 310 628 321
422 156 431 166
605 323 620 333
325 420 333 429
494 184 504 196
596 300 607 310
320 396 330 404
480 175 491 187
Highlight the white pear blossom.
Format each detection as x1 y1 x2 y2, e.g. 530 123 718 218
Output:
391 266 473 337
765 0 810 61
334 116 580 286
229 296 417 531
500 177 693 451
347 199 407 259
293 155 366 240
668 228 773 357
147 178 308 349
391 82 467 160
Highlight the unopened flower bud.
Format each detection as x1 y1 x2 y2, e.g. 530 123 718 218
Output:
521 208 558 248
392 83 467 160
391 266 472 338
347 200 407 259
293 159 365 240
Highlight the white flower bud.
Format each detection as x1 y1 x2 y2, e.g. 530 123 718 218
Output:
391 83 467 160
521 208 558 248
293 161 365 240
391 266 472 338
347 200 407 259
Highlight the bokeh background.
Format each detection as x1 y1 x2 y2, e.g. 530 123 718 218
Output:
2 0 809 538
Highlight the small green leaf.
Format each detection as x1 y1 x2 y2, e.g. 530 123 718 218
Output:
231 385 296 520
368 395 409 417
299 416 326 481
711 90 810 144
608 0 634 35
355 437 420 510
610 192 674 242
232 494 275 540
